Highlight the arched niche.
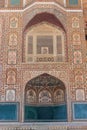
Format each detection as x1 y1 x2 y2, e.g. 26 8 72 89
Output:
24 73 67 122
23 12 67 63
24 22 67 63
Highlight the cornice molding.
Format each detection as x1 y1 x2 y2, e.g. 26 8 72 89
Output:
0 2 83 13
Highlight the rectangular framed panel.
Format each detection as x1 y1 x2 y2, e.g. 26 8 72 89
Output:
9 0 22 7
28 36 33 54
10 0 20 5
24 104 67 122
0 102 19 122
69 0 78 5
66 0 81 8
37 36 53 54
72 102 87 120
57 36 62 54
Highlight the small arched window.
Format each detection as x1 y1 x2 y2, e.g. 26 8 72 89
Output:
39 90 52 103
25 89 36 104
54 89 65 103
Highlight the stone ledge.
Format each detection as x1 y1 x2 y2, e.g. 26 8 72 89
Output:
0 122 87 130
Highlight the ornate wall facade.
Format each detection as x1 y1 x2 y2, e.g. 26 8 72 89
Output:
0 0 87 129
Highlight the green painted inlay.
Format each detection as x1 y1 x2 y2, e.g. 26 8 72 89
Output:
24 105 67 121
10 0 20 5
69 0 78 5
73 103 87 120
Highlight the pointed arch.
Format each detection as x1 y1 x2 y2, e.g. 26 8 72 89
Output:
24 12 66 32
24 73 67 121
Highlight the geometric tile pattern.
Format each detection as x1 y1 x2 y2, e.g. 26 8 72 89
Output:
0 0 87 129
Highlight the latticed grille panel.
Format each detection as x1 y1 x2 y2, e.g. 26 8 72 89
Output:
27 36 33 54
57 36 62 54
37 36 53 54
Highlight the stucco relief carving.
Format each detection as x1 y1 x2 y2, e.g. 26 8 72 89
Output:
1 95 5 102
25 73 66 105
73 33 81 45
74 51 82 64
9 33 17 46
54 89 64 102
39 90 52 103
10 17 18 28
76 89 85 101
23 70 68 89
75 75 83 83
6 89 16 101
26 89 36 104
8 50 17 64
7 70 16 85
72 17 79 28
75 70 83 88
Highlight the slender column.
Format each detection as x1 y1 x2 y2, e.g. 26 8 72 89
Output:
81 0 83 9
21 86 25 123
53 35 57 56
23 0 26 7
53 35 57 61
67 82 72 122
33 35 37 62
64 0 66 7
5 0 8 7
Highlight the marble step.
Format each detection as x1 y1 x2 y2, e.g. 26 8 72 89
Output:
0 126 87 130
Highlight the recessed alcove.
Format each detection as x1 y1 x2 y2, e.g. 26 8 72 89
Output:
24 73 67 122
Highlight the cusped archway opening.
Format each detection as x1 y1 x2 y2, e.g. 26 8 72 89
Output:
24 73 67 122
